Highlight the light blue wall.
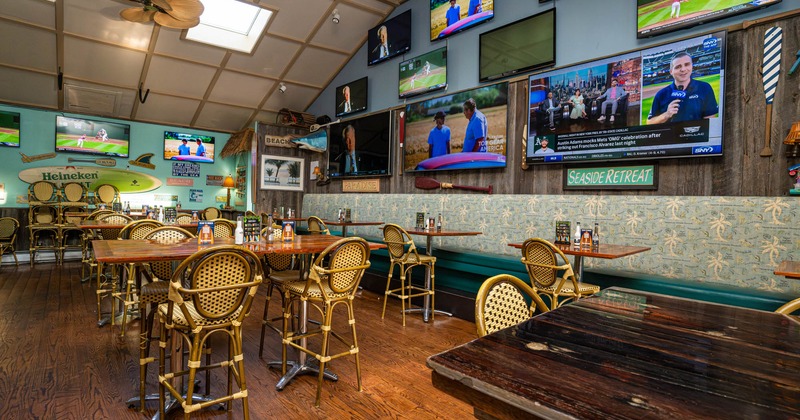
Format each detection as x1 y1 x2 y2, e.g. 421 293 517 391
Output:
307 0 799 118
0 103 238 210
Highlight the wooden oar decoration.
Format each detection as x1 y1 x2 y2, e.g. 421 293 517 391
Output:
521 124 529 170
415 177 492 194
760 26 782 157
67 157 116 167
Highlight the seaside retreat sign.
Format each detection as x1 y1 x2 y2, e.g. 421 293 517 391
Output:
564 164 657 190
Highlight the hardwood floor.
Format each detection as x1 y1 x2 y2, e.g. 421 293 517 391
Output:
0 261 477 419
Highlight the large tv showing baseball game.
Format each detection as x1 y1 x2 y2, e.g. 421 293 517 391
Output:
479 8 555 82
430 0 494 41
55 116 130 158
637 0 781 38
163 131 215 163
404 82 508 173
367 10 411 66
0 110 20 148
399 47 448 99
526 31 725 165
335 77 368 118
327 110 392 178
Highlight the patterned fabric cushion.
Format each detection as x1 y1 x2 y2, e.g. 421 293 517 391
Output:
284 279 348 300
158 301 244 327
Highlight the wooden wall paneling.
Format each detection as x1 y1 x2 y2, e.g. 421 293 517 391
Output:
255 122 308 217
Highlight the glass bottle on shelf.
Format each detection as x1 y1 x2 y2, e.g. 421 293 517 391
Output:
593 222 600 248
437 213 442 231
235 216 244 245
573 222 581 247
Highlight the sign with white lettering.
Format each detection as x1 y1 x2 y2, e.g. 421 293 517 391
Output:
564 164 657 190
264 134 297 148
172 162 200 177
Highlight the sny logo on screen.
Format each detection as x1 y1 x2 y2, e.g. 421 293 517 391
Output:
703 37 719 50
693 146 718 154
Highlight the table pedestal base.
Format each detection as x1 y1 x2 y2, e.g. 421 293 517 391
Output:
273 359 338 391
404 307 452 323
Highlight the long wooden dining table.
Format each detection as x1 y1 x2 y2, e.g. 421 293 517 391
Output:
427 287 800 419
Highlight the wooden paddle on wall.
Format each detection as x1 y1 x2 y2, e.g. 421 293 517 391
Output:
415 177 493 194
760 26 782 157
67 157 117 167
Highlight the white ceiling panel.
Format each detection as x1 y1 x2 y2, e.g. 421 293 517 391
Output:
64 36 146 87
62 79 137 117
0 0 55 28
285 47 349 87
134 93 201 127
155 27 227 66
208 71 275 108
0 20 57 72
0 66 57 109
261 0 332 41
146 56 216 98
262 83 320 112
195 103 254 132
254 110 279 126
64 0 153 50
226 36 301 78
311 3 383 52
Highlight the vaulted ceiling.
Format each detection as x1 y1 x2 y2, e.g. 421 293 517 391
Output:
0 0 405 132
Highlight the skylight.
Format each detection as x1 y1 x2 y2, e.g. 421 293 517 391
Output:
185 0 272 54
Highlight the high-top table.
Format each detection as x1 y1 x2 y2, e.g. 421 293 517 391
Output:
508 241 651 280
428 287 800 419
323 219 384 237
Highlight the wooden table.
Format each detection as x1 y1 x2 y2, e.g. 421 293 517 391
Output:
403 228 482 322
508 241 651 279
775 260 800 279
428 287 800 419
323 220 384 237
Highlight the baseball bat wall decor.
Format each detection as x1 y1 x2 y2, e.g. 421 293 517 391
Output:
67 157 117 167
760 26 782 157
415 177 492 194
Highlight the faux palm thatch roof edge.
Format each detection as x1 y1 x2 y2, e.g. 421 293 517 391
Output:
219 127 255 159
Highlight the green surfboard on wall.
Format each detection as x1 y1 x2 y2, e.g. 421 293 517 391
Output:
18 166 162 193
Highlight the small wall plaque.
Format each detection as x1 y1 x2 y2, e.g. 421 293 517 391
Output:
342 178 380 193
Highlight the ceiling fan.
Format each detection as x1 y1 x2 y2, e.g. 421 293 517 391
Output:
120 0 205 29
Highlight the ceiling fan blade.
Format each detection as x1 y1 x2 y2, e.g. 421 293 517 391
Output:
153 11 200 29
162 0 204 21
120 7 156 23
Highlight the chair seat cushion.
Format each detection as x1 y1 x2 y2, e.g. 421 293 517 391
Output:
403 254 436 264
540 282 600 294
158 301 243 328
284 279 348 300
269 270 302 285
139 281 169 304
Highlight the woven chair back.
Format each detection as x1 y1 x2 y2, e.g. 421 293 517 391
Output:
203 207 221 220
313 237 370 295
175 213 194 224
29 181 58 203
476 274 543 337
211 218 235 237
120 220 164 240
95 213 132 240
94 184 119 204
263 252 294 272
62 182 87 203
145 227 195 280
382 223 411 260
87 209 115 220
307 216 329 235
30 205 58 224
0 217 19 241
521 238 562 288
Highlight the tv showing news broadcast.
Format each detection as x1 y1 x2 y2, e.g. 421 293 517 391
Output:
367 10 411 66
55 116 130 158
163 131 215 163
327 110 392 179
335 77 368 118
0 110 20 148
430 0 494 41
404 82 508 173
399 47 447 99
526 31 725 165
637 0 781 38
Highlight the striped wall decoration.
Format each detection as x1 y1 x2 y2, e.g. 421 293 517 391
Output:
762 26 782 104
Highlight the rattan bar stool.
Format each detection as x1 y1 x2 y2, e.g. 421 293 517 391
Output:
0 217 20 266
381 223 436 326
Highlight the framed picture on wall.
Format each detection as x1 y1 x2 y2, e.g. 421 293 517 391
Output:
260 155 304 191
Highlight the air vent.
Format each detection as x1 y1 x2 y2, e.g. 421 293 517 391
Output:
64 84 121 116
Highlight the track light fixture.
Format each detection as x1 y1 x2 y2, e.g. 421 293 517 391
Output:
332 9 340 24
278 83 287 94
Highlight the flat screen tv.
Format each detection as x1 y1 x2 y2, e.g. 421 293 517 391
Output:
55 116 130 158
479 9 555 82
399 47 448 99
430 0 494 41
163 131 215 163
526 31 725 165
367 9 411 66
0 110 20 147
335 77 368 118
637 0 781 38
404 82 508 173
327 110 392 178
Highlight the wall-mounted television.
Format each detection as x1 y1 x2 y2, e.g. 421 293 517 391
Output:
404 82 508 173
430 0 494 41
335 77 368 118
637 0 780 38
327 110 392 178
55 116 130 158
479 8 555 82
0 110 20 148
367 9 411 66
526 31 725 165
163 131 215 163
399 47 448 99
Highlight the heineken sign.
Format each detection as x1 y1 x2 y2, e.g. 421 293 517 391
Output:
564 164 657 190
18 166 162 193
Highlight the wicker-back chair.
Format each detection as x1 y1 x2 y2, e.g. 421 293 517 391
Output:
87 209 115 220
175 213 194 224
210 218 235 237
202 207 221 220
95 213 132 240
28 181 58 205
776 298 800 316
28 204 61 265
158 245 262 419
119 219 164 240
258 227 301 358
0 217 20 266
281 237 371 406
520 238 600 310
94 184 120 206
61 182 88 205
91 213 133 322
307 216 330 235
130 226 195 411
381 223 437 326
475 274 549 337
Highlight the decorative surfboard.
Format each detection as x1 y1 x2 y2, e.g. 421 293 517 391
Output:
760 26 782 157
18 166 162 193
438 11 492 39
415 152 506 171
170 155 214 163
